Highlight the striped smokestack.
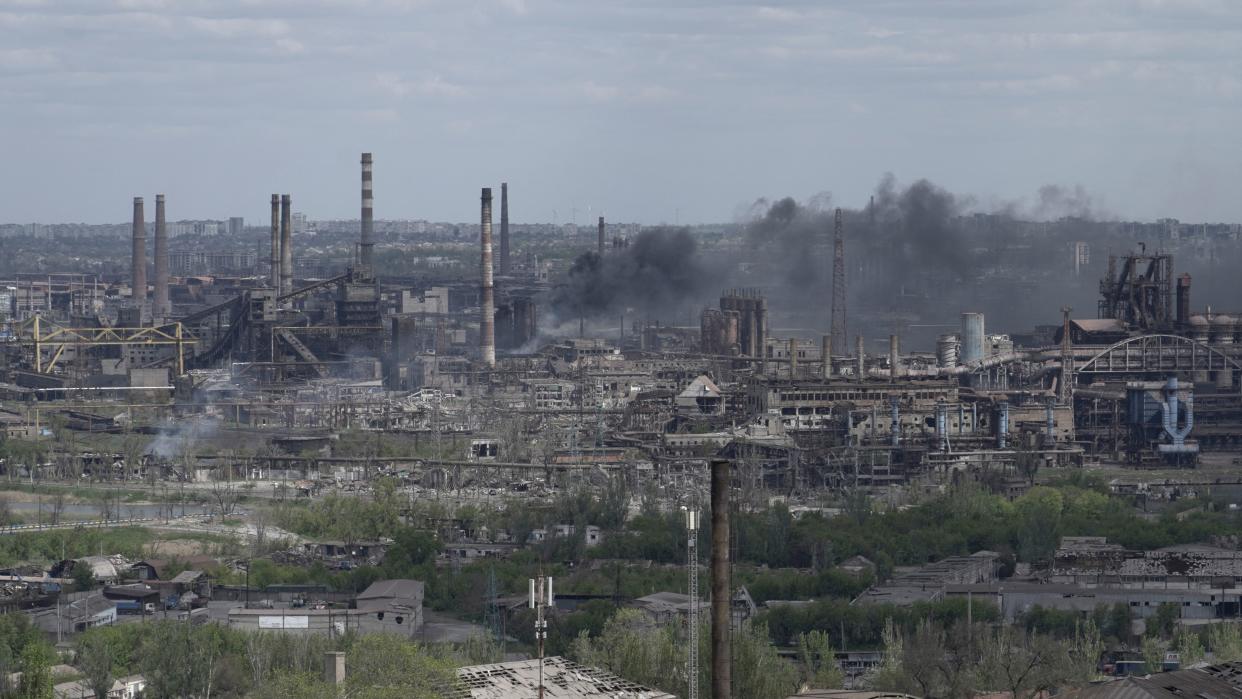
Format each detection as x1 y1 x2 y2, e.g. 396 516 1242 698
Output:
131 197 146 318
597 216 605 257
270 194 280 290
152 194 169 322
280 194 292 297
499 182 510 276
360 152 374 268
480 187 496 368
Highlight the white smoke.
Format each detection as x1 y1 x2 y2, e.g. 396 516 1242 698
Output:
147 416 220 460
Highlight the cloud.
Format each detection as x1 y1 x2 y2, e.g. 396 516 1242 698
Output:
497 0 528 15
1 0 1242 224
374 72 467 98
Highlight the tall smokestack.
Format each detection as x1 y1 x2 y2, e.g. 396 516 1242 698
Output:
830 208 847 355
597 216 605 257
500 182 510 276
131 197 146 319
280 195 292 297
480 187 496 368
360 152 374 268
788 337 798 379
270 195 281 290
889 334 901 381
856 334 865 380
822 334 832 379
758 296 769 375
1176 274 1191 326
152 194 169 322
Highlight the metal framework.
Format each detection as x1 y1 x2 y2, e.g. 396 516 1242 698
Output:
15 317 190 375
1077 334 1240 375
685 508 700 699
1099 252 1173 330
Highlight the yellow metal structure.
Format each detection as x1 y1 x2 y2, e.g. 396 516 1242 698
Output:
16 317 191 375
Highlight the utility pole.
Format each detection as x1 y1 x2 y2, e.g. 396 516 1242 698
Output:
684 507 700 699
529 573 553 699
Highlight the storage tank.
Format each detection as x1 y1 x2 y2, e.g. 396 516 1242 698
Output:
960 313 985 364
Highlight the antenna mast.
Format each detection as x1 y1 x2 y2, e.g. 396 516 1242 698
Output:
685 507 701 699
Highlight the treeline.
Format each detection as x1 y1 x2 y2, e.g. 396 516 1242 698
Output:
2 614 469 699
763 597 1001 648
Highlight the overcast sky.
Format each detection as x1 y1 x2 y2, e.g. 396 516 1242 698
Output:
2 0 1241 225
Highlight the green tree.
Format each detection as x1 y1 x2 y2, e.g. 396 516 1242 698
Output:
72 563 96 592
18 642 55 699
1146 603 1180 639
1175 629 1204 667
572 609 797 699
1013 487 1063 563
77 632 115 699
1142 636 1167 674
1207 623 1242 663
247 671 338 699
978 626 1073 699
796 630 844 690
341 634 457 699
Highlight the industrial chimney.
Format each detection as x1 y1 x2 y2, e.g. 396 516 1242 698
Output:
480 188 496 368
821 334 833 379
856 334 865 380
499 182 510 276
131 197 147 319
270 194 281 290
889 334 901 380
152 194 170 322
360 153 374 268
597 216 605 257
280 194 293 297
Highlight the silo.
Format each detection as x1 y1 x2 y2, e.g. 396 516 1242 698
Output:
960 313 985 364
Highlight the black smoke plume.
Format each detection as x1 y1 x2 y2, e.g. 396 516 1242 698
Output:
549 227 709 321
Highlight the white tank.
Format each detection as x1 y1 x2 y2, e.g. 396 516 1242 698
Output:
960 313 985 364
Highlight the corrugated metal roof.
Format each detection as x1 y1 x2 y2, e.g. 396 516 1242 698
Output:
452 657 676 699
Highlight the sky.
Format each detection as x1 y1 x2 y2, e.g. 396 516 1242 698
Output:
2 0 1241 226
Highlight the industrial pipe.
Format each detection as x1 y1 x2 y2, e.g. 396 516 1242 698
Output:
997 401 1009 450
890 395 900 447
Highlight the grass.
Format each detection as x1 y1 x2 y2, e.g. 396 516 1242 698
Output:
0 482 154 502
0 526 243 567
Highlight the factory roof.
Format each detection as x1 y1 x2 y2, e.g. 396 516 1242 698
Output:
1074 662 1242 699
452 657 676 699
356 579 424 612
678 375 721 399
